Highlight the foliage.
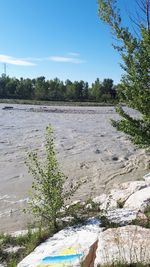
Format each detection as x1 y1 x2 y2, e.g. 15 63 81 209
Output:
145 205 150 218
0 75 118 103
89 78 116 102
26 125 82 231
25 125 67 230
65 199 101 225
0 227 52 266
98 0 150 147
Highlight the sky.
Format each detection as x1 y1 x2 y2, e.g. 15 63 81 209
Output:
0 0 137 84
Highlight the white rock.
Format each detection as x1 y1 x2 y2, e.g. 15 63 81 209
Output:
85 203 93 210
92 194 107 205
95 225 150 266
119 180 147 191
110 181 147 204
17 222 101 267
58 216 74 223
144 173 150 184
100 196 118 210
93 194 118 210
65 200 83 209
70 200 82 206
93 181 148 211
124 186 150 212
105 208 137 225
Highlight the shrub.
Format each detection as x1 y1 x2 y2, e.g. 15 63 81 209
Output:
26 125 68 231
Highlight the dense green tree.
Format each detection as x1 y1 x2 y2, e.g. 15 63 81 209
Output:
90 78 102 101
82 81 89 100
48 78 64 100
101 78 114 101
0 75 117 103
90 78 116 102
5 78 18 98
0 75 8 98
16 78 34 99
65 80 87 101
98 0 150 146
34 76 47 100
73 81 84 101
102 78 113 94
55 79 67 101
65 80 73 100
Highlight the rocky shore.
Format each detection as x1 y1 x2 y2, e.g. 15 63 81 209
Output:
1 173 149 267
18 173 150 267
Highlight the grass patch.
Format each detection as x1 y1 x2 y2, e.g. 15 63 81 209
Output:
145 206 150 219
131 206 150 229
0 227 53 266
65 199 101 225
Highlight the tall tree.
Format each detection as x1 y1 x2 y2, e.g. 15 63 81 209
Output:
0 75 8 98
34 76 47 100
90 78 102 101
5 78 18 98
98 0 150 147
16 78 34 99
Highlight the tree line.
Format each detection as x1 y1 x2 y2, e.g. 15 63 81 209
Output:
0 75 118 103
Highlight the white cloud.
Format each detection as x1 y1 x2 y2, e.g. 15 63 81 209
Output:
49 56 84 64
21 57 48 62
0 55 35 66
0 53 85 66
68 52 80 57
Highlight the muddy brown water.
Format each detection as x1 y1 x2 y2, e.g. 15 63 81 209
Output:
0 104 149 233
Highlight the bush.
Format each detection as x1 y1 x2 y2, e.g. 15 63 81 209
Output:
26 126 67 231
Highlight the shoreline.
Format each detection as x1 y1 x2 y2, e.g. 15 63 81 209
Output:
0 98 118 107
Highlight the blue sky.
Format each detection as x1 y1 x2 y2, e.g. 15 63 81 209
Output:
0 0 136 84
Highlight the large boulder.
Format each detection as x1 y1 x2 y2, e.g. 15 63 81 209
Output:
95 225 150 266
110 180 147 203
17 221 101 267
124 186 150 212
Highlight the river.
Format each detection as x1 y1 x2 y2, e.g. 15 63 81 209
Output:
0 104 149 232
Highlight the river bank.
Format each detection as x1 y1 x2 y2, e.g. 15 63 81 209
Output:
0 99 117 107
0 104 149 233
